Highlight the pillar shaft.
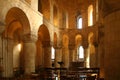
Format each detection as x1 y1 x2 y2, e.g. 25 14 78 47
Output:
2 39 14 77
23 42 36 74
74 48 78 61
43 46 52 68
89 44 97 68
69 45 75 62
54 47 62 68
62 48 69 68
36 42 43 68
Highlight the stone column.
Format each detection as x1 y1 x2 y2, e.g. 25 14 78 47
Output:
82 41 89 68
2 39 14 77
42 41 52 68
74 47 78 61
0 22 5 67
69 45 75 62
23 39 36 74
98 40 105 78
54 46 62 68
0 36 2 63
36 41 43 68
62 47 69 68
89 44 96 68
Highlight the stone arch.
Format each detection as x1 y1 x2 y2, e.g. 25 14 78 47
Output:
38 24 50 43
4 20 23 39
75 34 82 47
1 7 31 77
5 7 30 36
4 7 31 71
37 24 51 67
75 34 84 61
62 34 69 68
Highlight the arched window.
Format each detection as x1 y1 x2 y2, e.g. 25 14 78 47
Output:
78 46 84 61
77 16 82 29
51 47 55 61
88 5 93 26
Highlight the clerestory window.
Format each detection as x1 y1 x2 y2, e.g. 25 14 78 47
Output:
51 47 55 61
88 5 93 26
78 46 84 61
77 16 82 29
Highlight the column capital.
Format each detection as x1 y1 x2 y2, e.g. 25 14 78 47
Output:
22 34 37 43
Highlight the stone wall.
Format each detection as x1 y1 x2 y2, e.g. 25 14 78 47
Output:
104 10 120 80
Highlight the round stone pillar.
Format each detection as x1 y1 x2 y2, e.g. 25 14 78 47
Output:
42 41 52 68
23 40 36 74
54 46 62 68
0 36 2 62
88 44 96 68
62 47 69 68
74 47 78 61
2 39 14 77
69 45 75 62
82 41 89 68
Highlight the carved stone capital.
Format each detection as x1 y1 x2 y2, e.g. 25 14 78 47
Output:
22 34 37 43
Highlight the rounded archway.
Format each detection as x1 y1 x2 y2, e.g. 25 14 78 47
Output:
1 7 31 77
75 34 84 61
87 32 96 68
75 34 82 47
5 7 30 35
37 24 51 68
